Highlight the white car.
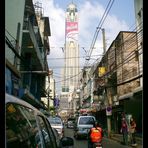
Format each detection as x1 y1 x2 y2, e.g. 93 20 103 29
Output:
48 116 64 138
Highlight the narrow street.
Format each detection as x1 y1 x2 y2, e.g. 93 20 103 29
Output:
5 0 143 148
64 128 133 148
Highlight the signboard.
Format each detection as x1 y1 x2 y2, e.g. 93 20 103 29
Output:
66 22 78 35
66 21 78 41
98 67 106 77
54 98 59 107
106 106 112 116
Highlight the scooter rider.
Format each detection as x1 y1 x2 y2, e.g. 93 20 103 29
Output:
88 121 103 148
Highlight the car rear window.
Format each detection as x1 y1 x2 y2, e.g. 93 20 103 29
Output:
48 117 62 125
79 117 95 125
68 118 75 121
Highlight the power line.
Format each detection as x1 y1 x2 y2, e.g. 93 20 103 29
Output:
47 54 103 60
88 23 143 69
84 0 115 67
55 71 82 83
54 28 142 84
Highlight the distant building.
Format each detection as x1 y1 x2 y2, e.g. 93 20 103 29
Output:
60 2 80 115
49 70 55 107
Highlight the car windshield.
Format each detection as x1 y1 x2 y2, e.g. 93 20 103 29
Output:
79 117 95 125
48 117 62 125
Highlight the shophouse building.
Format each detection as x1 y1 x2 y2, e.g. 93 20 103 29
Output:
6 0 51 110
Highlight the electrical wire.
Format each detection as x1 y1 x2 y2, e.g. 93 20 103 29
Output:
55 29 143 84
84 0 115 67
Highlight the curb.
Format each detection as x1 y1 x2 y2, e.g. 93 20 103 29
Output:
110 134 142 147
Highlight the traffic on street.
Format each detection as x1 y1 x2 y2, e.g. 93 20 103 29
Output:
64 128 134 148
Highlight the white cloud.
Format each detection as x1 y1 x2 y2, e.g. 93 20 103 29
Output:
37 0 65 72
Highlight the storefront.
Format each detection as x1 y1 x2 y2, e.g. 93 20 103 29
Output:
119 89 142 135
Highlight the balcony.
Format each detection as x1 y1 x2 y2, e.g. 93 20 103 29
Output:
22 18 44 71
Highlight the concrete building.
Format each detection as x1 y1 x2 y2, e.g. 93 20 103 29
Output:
6 0 51 110
41 69 56 112
49 70 55 107
60 2 80 116
79 30 142 135
6 0 25 96
20 0 51 109
41 73 50 109
134 0 143 87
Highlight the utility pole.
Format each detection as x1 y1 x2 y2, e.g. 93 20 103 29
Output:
102 28 106 55
90 77 94 107
101 28 112 138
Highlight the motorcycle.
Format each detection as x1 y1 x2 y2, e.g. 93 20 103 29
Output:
93 142 103 148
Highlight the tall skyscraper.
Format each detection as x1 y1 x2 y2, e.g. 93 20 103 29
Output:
62 2 79 93
60 2 79 115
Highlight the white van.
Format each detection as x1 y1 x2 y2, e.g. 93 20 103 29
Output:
74 115 96 139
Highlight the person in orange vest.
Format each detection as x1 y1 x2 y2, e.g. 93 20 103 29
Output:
88 121 103 148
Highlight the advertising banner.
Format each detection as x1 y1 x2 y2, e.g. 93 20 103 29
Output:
66 22 78 35
66 21 78 41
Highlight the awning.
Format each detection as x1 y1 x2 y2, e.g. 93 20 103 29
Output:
118 92 133 100
133 86 143 94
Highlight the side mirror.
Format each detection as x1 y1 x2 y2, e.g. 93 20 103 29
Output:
59 137 74 147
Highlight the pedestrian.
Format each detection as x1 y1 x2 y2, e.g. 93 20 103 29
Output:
129 117 137 146
120 117 129 145
88 121 103 148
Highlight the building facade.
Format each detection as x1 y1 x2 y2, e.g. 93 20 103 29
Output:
80 31 142 135
6 0 51 110
6 0 25 97
49 70 55 107
60 2 80 116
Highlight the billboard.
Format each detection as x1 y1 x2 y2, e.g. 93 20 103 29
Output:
66 21 78 41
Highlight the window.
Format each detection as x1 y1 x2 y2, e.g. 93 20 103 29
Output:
45 119 57 148
37 116 55 148
6 103 41 148
79 117 95 125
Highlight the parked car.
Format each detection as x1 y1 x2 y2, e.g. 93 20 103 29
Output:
74 115 96 139
47 116 64 138
67 117 75 128
6 93 74 148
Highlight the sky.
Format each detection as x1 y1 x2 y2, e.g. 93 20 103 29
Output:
33 0 136 94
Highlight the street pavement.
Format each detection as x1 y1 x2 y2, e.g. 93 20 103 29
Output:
64 127 143 148
110 133 143 148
